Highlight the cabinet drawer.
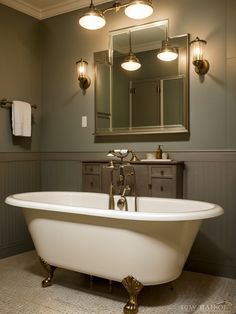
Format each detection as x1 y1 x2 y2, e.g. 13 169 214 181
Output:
150 178 174 198
83 164 100 174
150 166 173 178
83 174 101 192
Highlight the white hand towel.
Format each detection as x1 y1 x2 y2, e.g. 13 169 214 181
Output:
12 100 32 137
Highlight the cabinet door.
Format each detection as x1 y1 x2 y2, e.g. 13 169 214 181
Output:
150 165 173 178
150 178 175 198
133 164 149 196
83 174 101 192
82 163 101 192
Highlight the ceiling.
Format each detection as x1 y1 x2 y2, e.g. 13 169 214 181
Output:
1 0 110 20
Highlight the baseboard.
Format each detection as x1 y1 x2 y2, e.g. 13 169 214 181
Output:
0 240 34 259
184 258 236 279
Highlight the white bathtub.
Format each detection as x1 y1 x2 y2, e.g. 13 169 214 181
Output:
5 191 223 286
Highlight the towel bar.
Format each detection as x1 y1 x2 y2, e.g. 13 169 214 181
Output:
0 98 37 109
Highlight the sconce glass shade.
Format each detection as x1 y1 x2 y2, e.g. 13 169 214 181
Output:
190 37 206 61
76 59 91 90
79 2 105 30
124 0 153 19
121 52 141 71
76 59 88 77
190 37 209 75
157 40 178 61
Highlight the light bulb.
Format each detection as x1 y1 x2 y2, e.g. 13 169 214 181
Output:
191 37 206 61
157 40 178 62
79 4 105 30
157 51 178 61
121 52 141 71
124 0 153 19
121 60 141 71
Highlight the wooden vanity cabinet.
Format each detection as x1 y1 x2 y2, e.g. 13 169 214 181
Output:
82 161 184 198
149 164 184 198
82 163 102 192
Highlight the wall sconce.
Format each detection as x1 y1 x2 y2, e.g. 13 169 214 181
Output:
190 37 209 75
76 58 91 90
157 39 178 62
121 31 141 71
79 0 153 30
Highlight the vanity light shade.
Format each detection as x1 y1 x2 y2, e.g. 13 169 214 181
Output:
76 59 91 90
121 52 141 71
157 40 178 62
79 1 105 30
190 37 209 75
124 0 153 19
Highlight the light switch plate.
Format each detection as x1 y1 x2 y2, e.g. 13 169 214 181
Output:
82 116 87 127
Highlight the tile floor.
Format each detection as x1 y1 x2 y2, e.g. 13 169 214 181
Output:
0 251 235 314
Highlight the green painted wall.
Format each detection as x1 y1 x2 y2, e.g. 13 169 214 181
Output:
1 0 236 152
40 0 236 152
0 4 42 152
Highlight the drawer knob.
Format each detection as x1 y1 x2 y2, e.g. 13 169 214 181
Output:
161 170 164 176
90 182 94 187
90 168 93 172
148 184 152 189
160 186 164 192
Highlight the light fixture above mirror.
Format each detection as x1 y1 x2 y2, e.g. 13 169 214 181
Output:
79 1 106 30
157 39 178 61
121 31 141 71
79 0 153 30
124 0 153 19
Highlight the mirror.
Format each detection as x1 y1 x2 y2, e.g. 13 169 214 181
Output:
94 20 189 137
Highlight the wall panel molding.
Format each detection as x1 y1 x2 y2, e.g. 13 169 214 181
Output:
0 152 40 162
0 152 40 258
40 150 236 162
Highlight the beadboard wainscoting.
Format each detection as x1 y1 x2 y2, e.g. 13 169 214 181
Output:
41 153 83 191
1 151 235 279
0 153 41 258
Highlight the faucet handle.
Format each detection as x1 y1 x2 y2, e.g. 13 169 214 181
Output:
130 151 140 162
103 160 114 169
122 185 131 196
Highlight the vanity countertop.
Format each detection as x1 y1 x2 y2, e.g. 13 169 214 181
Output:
83 160 184 165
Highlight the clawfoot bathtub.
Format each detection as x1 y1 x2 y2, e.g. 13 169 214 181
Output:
5 192 223 313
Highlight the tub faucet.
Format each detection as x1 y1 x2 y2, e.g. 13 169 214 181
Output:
106 149 138 211
117 165 137 211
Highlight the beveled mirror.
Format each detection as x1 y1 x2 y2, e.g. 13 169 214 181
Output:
94 20 189 137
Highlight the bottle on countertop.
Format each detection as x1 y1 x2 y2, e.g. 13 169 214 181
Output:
156 145 163 159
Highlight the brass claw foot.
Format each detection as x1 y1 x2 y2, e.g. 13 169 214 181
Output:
122 276 143 314
39 257 57 287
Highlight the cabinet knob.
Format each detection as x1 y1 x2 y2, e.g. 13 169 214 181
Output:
161 170 164 176
90 181 94 187
160 186 164 192
90 167 93 172
148 184 152 189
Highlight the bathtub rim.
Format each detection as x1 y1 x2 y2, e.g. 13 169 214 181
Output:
5 191 224 222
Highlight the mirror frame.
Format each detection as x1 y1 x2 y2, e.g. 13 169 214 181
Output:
94 21 190 138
